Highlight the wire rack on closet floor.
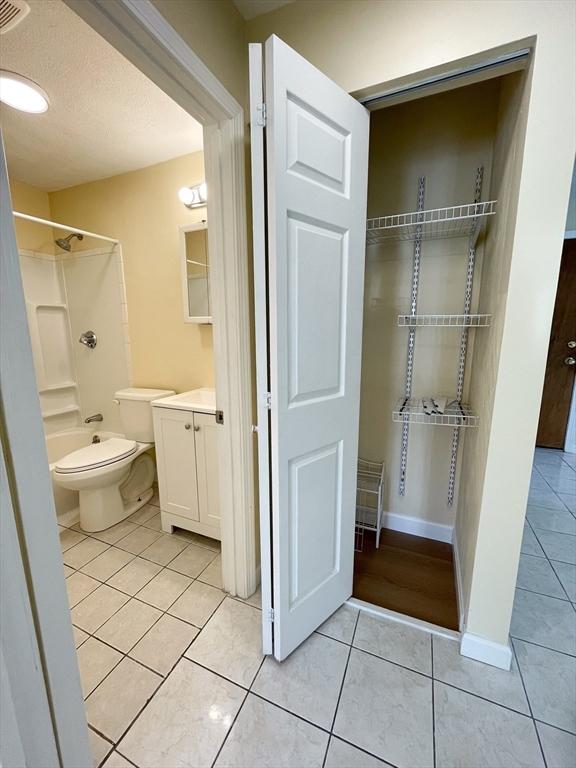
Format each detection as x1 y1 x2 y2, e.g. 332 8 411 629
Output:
355 458 385 552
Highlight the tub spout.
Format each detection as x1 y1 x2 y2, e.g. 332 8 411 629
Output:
85 414 103 424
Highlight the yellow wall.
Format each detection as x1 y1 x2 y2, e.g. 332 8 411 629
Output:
152 0 247 109
49 153 214 393
361 79 500 528
9 178 55 254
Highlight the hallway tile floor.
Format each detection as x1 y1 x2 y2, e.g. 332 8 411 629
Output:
58 452 575 768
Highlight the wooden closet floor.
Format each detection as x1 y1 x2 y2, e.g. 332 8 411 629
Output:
353 529 459 631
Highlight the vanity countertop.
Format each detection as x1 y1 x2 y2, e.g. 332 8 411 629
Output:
151 388 216 414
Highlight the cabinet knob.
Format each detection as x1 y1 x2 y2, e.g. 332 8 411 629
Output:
184 423 191 430
194 425 201 432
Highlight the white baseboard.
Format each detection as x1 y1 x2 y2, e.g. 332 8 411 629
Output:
452 530 466 632
382 511 453 543
460 632 512 670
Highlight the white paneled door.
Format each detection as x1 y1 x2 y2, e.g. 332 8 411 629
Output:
250 36 369 660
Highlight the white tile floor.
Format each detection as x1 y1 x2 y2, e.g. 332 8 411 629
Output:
58 454 576 768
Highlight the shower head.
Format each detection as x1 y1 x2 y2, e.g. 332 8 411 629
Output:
55 232 84 251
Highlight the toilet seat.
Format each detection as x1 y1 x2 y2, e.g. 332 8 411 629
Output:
54 438 137 474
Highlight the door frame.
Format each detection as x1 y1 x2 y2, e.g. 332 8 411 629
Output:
65 0 257 599
2 1 255 762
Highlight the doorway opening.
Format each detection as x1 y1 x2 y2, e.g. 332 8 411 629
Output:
350 68 529 631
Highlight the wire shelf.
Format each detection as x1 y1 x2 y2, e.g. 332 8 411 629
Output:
366 200 497 245
355 458 385 552
393 397 479 427
398 314 491 327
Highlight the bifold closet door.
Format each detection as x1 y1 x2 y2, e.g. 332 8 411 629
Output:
250 35 369 660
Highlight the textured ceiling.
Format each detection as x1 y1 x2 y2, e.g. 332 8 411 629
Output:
233 0 293 20
0 0 203 191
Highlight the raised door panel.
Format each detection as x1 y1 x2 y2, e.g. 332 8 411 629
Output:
194 412 221 535
153 408 199 521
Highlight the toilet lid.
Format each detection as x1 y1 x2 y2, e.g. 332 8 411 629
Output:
54 438 137 473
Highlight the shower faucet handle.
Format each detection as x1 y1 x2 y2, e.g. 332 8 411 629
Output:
79 330 97 349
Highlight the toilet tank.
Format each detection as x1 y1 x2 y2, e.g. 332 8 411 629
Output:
114 388 175 442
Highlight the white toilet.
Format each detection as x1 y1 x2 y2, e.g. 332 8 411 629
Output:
53 388 174 532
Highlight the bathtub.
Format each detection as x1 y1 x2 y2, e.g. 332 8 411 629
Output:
46 428 121 525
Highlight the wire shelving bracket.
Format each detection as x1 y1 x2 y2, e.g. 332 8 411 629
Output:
397 314 491 328
366 200 496 246
387 169 490 506
393 398 479 427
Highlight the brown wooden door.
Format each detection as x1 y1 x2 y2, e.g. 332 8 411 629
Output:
536 238 576 448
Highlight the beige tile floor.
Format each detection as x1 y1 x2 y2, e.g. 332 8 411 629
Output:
59 457 575 768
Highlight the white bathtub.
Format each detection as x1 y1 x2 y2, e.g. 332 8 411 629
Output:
46 428 121 525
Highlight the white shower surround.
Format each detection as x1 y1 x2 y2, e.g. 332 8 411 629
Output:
19 244 132 436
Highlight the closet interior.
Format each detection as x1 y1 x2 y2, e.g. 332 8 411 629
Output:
353 72 523 630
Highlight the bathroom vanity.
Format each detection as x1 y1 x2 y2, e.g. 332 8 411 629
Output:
152 388 221 540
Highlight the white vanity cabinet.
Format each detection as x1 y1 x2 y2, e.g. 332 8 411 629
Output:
152 389 220 540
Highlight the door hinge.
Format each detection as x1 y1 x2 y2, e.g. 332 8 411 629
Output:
262 392 272 409
256 102 266 127
267 608 275 622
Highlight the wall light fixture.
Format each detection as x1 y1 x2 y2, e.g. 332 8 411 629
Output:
178 182 207 209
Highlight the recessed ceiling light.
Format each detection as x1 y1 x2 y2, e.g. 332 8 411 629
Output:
0 70 49 113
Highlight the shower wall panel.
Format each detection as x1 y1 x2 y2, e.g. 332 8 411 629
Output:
63 246 130 433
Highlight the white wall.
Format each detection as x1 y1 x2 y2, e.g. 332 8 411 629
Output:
62 246 130 433
360 79 500 531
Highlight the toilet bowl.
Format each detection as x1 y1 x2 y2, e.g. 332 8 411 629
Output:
53 439 155 531
53 387 174 531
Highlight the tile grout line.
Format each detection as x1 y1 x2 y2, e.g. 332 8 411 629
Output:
208 653 267 768
510 638 548 768
326 609 361 760
515 584 571 603
528 492 576 602
533 718 576 737
525 501 576 603
509 629 576 659
533 458 574 514
548 560 574 603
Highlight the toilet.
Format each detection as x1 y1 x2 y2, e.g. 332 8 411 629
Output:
53 388 174 531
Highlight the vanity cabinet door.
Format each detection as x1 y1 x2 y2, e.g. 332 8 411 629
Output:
153 407 199 521
193 412 221 532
